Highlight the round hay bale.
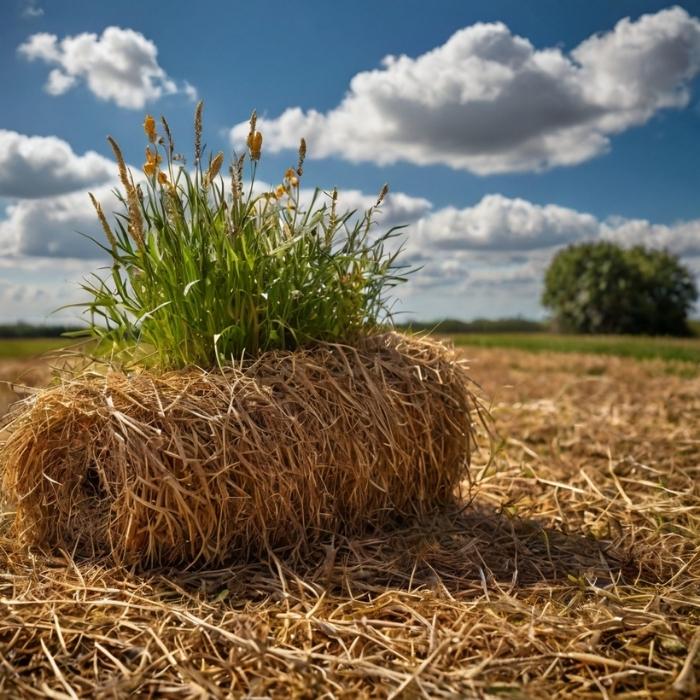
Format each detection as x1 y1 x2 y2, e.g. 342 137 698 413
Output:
0 332 479 568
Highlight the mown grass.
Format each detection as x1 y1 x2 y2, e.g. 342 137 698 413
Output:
0 338 71 360
450 332 700 364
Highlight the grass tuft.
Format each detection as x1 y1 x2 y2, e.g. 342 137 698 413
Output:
76 103 409 369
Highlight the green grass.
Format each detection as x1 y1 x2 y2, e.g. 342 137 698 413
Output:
0 338 72 360
450 333 700 364
77 106 405 370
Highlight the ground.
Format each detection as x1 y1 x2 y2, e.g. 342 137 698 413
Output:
0 341 698 698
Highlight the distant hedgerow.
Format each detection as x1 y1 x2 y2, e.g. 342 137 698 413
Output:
75 103 409 369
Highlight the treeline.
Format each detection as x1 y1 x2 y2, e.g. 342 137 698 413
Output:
3 319 695 339
398 318 546 333
0 323 83 339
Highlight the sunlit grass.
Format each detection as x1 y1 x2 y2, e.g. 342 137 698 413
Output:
450 332 700 364
0 338 71 360
73 104 408 369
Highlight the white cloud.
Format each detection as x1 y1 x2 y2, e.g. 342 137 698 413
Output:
241 178 431 231
403 194 700 299
231 7 700 174
2 166 698 321
411 195 599 252
21 1 44 19
18 27 196 109
601 217 700 257
0 281 49 306
0 174 430 260
306 187 431 230
0 130 114 198
183 81 199 102
0 273 86 324
0 183 119 259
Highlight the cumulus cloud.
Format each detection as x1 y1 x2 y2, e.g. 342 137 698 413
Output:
0 183 119 259
238 178 432 231
0 281 49 306
3 178 699 269
601 217 700 257
231 7 700 174
411 195 599 252
397 193 700 302
2 150 698 324
305 187 431 230
0 130 115 198
18 27 196 109
0 177 429 260
0 273 86 323
21 1 44 19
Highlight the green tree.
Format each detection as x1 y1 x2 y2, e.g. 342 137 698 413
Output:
542 242 698 336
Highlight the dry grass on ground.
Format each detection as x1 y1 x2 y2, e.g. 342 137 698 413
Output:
1 348 698 698
0 358 51 419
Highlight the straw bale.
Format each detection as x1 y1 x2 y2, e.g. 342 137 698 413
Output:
0 332 479 567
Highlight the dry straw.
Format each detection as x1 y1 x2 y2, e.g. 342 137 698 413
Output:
1 332 480 568
1 348 697 697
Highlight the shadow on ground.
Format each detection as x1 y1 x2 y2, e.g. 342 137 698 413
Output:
140 503 640 603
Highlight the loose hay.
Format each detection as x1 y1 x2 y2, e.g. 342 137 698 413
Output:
0 347 698 698
0 332 479 568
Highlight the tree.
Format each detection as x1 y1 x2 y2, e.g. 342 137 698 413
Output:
542 242 698 335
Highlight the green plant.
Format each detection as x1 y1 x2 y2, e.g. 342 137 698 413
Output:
542 241 698 336
74 105 409 369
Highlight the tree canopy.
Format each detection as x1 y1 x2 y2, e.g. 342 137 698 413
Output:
542 242 698 336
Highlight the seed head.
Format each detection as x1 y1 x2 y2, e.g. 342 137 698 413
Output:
247 131 263 161
143 115 157 143
194 100 204 164
376 183 389 207
297 138 306 176
107 136 143 248
206 151 224 183
246 110 263 161
107 135 144 249
108 136 130 191
143 146 162 177
230 153 245 205
329 187 338 230
160 115 175 159
89 192 117 249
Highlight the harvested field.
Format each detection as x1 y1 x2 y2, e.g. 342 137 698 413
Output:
0 357 51 420
1 347 699 698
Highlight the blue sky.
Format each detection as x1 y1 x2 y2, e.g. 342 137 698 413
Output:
1 0 700 322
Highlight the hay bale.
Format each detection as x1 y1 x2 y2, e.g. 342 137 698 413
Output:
0 332 479 567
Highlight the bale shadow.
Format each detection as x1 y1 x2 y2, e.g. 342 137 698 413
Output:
312 505 638 595
156 503 641 601
3 501 640 602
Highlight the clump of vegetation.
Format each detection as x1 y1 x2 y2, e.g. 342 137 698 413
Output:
80 103 407 369
542 241 698 336
0 103 481 571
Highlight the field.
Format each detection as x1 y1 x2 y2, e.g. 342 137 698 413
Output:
451 332 700 365
0 337 71 360
0 339 698 697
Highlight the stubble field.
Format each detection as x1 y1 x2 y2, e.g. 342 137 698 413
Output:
0 343 698 698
